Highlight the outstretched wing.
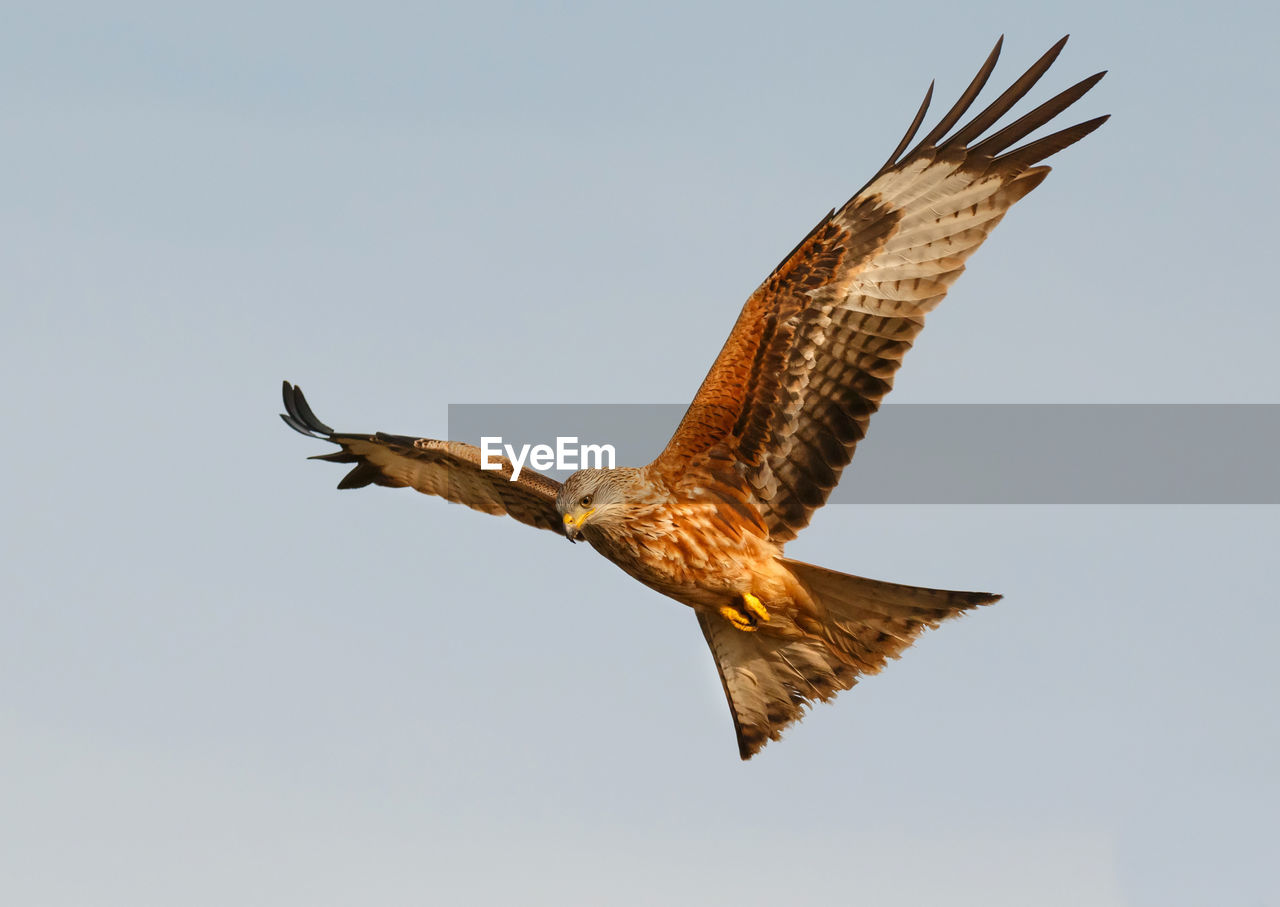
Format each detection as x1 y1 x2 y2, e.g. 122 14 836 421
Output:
654 37 1107 541
281 382 565 535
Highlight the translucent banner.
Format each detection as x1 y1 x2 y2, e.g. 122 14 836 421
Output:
448 404 1280 504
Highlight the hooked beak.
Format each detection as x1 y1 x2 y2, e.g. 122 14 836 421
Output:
563 510 593 542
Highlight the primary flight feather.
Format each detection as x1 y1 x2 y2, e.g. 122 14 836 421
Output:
282 36 1106 759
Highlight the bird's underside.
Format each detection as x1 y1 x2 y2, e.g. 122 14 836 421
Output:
281 37 1106 759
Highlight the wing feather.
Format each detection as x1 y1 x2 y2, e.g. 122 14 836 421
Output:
281 382 565 535
655 38 1107 540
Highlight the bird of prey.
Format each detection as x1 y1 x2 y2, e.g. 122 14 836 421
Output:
281 37 1106 759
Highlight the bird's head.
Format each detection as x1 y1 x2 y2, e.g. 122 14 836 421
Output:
557 469 627 542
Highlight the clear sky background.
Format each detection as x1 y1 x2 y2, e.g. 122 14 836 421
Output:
3 2 1277 905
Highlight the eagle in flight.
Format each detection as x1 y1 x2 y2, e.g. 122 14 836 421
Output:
282 37 1106 759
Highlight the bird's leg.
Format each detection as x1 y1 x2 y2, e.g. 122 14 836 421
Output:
741 592 771 623
720 592 772 632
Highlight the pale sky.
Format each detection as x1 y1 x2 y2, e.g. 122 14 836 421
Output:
3 2 1277 905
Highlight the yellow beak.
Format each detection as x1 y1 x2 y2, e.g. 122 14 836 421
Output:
563 509 594 541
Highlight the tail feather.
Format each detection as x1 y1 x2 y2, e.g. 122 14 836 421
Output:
783 557 999 675
785 558 1001 620
698 558 999 759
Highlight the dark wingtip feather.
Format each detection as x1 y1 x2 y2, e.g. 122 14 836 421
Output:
971 69 1107 159
880 80 935 172
280 381 336 438
289 383 335 434
911 36 1005 152
870 35 1105 187
944 36 1073 149
280 412 316 436
994 113 1110 169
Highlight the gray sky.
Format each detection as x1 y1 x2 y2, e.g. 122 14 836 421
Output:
3 2 1277 905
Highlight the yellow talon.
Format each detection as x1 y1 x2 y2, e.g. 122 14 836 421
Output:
720 605 757 632
719 594 770 632
742 592 770 623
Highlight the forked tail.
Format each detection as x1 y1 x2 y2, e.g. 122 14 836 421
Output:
782 557 1000 674
697 558 999 758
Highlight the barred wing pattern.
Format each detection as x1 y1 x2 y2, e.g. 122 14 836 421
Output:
281 382 565 535
656 37 1106 541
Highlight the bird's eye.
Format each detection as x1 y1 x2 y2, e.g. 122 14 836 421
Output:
580 495 593 508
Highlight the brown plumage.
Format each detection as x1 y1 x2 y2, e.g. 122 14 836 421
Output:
281 37 1106 759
